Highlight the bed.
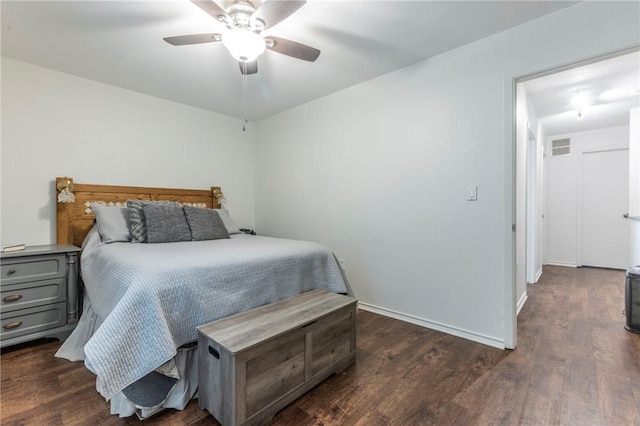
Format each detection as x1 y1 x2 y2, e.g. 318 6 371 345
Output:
52 177 350 419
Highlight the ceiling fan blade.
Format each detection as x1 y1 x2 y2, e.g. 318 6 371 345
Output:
239 60 258 75
252 0 306 30
266 36 320 62
163 33 221 46
191 0 229 21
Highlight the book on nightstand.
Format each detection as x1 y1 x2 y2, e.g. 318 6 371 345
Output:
1 244 26 253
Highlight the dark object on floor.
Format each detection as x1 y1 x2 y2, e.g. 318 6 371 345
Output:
625 266 640 333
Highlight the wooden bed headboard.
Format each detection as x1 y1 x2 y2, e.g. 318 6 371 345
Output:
56 177 223 247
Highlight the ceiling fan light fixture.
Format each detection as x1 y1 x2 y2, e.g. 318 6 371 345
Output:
221 28 265 62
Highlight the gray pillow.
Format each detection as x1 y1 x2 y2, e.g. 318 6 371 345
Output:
91 204 132 243
214 208 242 235
183 205 230 241
143 203 192 243
127 200 180 243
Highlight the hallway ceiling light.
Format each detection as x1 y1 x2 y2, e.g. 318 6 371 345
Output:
573 89 588 120
572 89 588 108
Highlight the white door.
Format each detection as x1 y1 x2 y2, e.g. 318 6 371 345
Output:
582 149 629 269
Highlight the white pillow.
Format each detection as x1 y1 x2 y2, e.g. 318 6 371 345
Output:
91 204 132 243
214 209 241 234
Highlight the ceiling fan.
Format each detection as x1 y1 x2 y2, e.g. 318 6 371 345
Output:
164 0 320 75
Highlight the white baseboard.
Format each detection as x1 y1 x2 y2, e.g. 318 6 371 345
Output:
357 302 505 350
527 268 543 284
535 268 543 283
545 261 578 268
516 292 528 315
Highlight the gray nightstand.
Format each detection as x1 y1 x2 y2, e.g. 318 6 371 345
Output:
1 244 81 348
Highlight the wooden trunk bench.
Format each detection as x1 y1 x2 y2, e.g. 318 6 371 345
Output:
197 289 357 426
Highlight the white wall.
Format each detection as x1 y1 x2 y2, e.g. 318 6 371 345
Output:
630 108 640 218
1 58 256 246
255 1 640 348
515 84 546 317
535 121 547 275
629 108 640 266
515 84 545 316
515 85 528 311
545 125 629 267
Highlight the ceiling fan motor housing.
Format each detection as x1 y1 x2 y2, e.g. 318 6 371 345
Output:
223 1 265 32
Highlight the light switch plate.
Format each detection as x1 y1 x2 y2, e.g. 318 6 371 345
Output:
467 185 478 201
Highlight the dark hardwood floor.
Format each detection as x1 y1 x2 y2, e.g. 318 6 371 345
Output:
2 266 638 425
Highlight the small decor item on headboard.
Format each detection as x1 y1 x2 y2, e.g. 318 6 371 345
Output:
56 177 75 203
212 187 224 200
212 187 225 207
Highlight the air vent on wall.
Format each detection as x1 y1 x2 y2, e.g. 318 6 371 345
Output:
551 138 571 157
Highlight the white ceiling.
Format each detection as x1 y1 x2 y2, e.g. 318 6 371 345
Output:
2 0 582 121
523 51 640 137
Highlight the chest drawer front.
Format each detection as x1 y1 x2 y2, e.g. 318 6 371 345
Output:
0 302 66 341
1 255 66 286
244 331 306 418
0 278 66 314
311 306 355 376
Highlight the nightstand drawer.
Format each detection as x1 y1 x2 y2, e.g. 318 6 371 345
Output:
0 255 66 286
0 302 67 341
0 278 66 314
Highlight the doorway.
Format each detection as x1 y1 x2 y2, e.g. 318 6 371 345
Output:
512 47 639 348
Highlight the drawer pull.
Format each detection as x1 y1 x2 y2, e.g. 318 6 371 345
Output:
208 345 220 359
3 321 23 330
6 269 16 276
3 294 23 302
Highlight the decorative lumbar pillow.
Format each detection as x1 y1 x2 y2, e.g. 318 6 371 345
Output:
127 200 181 243
214 208 242 235
91 204 132 243
143 203 192 244
183 205 230 241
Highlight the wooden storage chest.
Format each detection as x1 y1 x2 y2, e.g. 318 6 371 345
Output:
197 289 357 426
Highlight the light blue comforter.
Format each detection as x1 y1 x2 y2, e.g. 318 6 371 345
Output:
78 230 347 400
